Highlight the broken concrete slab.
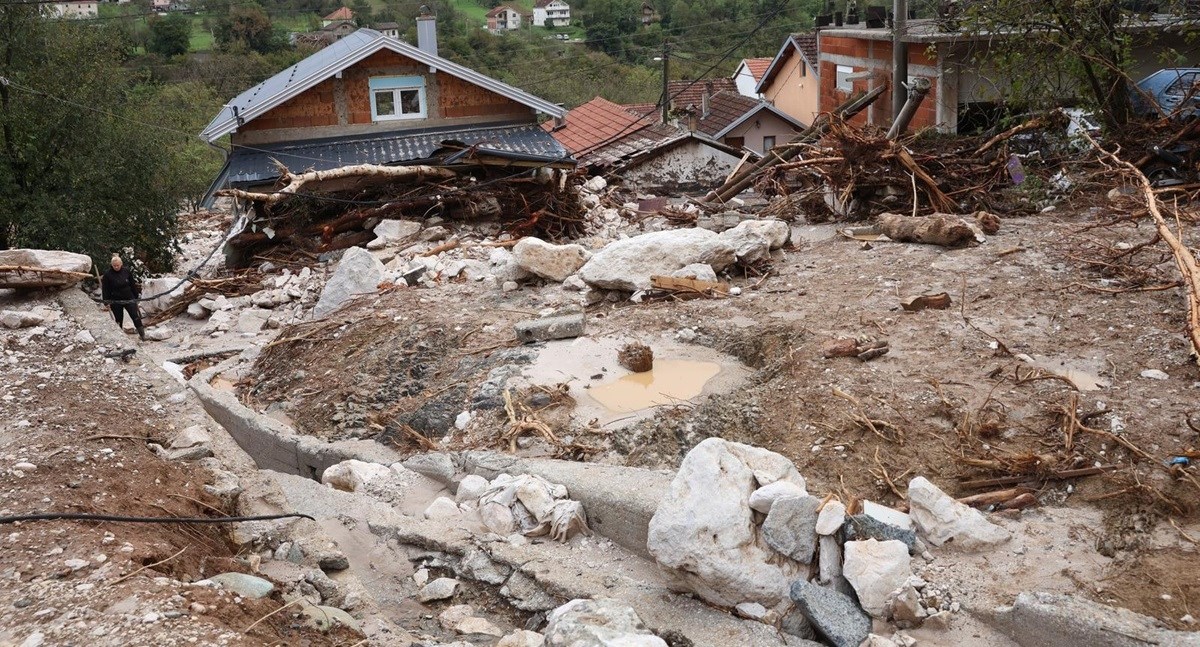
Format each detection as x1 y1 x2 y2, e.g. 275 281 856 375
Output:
513 237 591 282
991 591 1200 647
514 311 585 343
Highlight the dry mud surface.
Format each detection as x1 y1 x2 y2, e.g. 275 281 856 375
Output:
246 205 1200 628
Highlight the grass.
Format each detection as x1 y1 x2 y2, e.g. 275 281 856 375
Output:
189 21 213 51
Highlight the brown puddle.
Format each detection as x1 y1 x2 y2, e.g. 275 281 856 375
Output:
588 359 721 413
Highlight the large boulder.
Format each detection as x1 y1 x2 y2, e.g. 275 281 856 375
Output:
647 438 808 607
313 247 385 318
907 476 1010 550
842 539 913 618
578 229 736 292
0 249 92 288
139 276 188 315
716 219 790 263
513 237 591 282
543 598 667 647
1 310 45 329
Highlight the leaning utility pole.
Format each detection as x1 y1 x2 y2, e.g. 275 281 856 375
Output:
892 0 908 121
660 40 670 125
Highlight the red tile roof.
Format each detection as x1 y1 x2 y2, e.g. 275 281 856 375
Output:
793 33 818 67
667 78 737 111
694 91 760 137
323 6 354 21
741 57 773 82
543 96 654 156
624 103 659 118
486 5 519 17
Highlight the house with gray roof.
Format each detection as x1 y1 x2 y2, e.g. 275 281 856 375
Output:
200 14 571 206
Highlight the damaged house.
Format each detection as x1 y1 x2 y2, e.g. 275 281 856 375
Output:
689 90 806 154
544 96 745 191
200 17 570 205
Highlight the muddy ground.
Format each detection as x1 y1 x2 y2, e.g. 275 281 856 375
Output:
241 197 1200 628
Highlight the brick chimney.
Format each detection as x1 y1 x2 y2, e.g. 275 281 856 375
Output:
416 6 437 56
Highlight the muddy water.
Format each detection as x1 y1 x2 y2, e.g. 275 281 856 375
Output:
588 360 722 413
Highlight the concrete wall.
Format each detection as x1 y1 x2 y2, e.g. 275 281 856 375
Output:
759 52 821 126
621 139 741 191
233 49 536 146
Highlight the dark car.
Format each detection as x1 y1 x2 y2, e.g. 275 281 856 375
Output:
1131 68 1200 120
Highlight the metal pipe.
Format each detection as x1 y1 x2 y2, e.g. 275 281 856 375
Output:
886 77 931 139
892 0 908 122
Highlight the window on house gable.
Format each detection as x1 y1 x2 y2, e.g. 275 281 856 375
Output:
762 136 776 152
370 76 427 122
800 61 807 78
836 65 854 92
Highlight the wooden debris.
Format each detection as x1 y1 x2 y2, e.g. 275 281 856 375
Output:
957 487 1035 508
975 211 1001 235
217 163 457 205
877 213 983 247
617 342 654 373
959 465 1115 490
901 292 952 312
821 337 890 361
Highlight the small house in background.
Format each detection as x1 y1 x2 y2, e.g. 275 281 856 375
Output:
322 6 355 27
732 57 772 98
756 33 820 126
691 90 806 153
373 21 400 38
200 17 570 213
150 0 169 13
640 1 660 27
50 0 99 18
321 19 358 40
486 5 523 32
532 0 570 27
665 78 736 114
545 96 748 191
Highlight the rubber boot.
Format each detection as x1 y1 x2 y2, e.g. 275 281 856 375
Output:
136 325 146 341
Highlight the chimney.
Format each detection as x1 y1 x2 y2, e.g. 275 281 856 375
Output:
416 6 438 56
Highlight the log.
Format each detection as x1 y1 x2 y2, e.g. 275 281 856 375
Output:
217 163 458 205
959 465 1113 490
957 487 1034 508
877 213 980 247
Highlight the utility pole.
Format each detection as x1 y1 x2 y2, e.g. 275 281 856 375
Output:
892 0 908 122
660 40 670 125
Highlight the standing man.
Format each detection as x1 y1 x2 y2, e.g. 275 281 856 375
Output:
101 255 145 341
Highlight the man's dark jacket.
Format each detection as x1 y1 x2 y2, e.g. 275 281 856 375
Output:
101 267 140 302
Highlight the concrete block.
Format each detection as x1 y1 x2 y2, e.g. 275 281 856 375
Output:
514 312 584 343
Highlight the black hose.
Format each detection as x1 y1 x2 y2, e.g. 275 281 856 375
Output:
0 512 315 525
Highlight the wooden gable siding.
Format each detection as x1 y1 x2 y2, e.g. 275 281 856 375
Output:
239 49 530 136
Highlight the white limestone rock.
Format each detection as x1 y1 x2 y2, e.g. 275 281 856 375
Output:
513 237 592 282
907 476 1010 550
236 308 272 334
816 500 847 535
320 460 392 493
456 474 489 503
424 496 462 520
0 249 91 288
1 310 44 329
578 229 737 292
647 438 808 607
716 219 790 264
748 480 808 514
497 629 545 647
373 219 421 243
169 425 212 449
544 598 667 647
843 539 913 618
313 247 385 318
670 263 719 282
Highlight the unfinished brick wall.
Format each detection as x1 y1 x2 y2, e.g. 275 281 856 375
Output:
238 79 340 132
818 36 940 130
438 73 529 119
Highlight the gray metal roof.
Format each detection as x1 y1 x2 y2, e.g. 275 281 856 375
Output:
223 122 572 186
200 28 565 142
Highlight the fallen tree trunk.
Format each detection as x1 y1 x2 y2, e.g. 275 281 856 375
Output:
877 213 981 247
1084 132 1200 364
217 163 459 205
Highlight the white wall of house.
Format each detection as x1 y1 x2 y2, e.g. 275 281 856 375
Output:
733 62 760 98
622 140 741 190
51 1 99 18
533 1 570 27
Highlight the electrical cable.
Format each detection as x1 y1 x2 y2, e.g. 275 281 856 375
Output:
0 512 316 525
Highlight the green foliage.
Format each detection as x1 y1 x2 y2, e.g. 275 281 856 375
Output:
128 82 226 210
215 4 286 54
148 12 192 57
0 6 187 271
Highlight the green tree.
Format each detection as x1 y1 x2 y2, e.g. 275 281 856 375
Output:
129 82 225 211
0 5 183 271
147 12 192 57
215 4 283 54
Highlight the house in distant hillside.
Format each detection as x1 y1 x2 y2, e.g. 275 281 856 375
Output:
756 32 820 126
732 57 772 98
200 17 571 218
150 0 169 12
321 19 358 39
486 5 523 31
640 1 660 26
50 0 98 18
373 21 400 38
545 96 746 190
691 90 805 153
322 6 354 27
533 0 570 27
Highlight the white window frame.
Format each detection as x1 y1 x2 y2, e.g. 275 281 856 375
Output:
836 65 854 92
369 75 427 122
762 135 776 153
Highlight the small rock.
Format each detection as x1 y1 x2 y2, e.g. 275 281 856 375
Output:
13 461 36 472
735 602 769 620
1141 369 1169 380
891 585 925 627
513 237 591 282
418 577 459 602
413 568 429 586
207 572 275 599
186 302 209 319
790 580 871 647
761 495 821 562
843 514 918 552
907 477 1010 550
456 474 489 503
843 539 913 618
19 633 45 647
64 558 89 571
815 501 846 535
317 552 350 571
165 445 213 461
497 629 545 647
748 480 808 514
0 310 44 329
454 411 472 430
456 616 506 637
439 604 476 630
74 330 95 345
514 310 585 343
424 496 462 520
544 598 667 647
862 500 914 530
169 425 212 450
